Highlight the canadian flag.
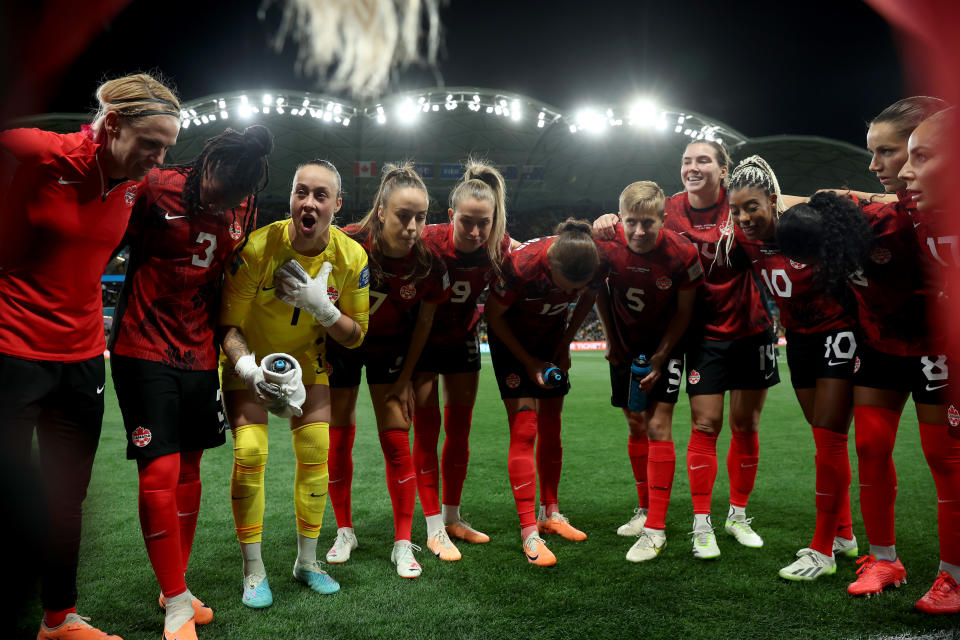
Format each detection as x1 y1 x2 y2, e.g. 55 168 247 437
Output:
354 161 377 178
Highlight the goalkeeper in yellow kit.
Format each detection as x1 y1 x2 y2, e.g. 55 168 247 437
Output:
219 159 369 608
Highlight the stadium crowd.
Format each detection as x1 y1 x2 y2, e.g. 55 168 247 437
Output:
2 72 958 640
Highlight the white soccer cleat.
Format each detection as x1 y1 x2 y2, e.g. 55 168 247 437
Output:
779 548 837 581
326 527 358 564
690 528 721 560
724 515 764 548
626 530 666 563
833 535 859 559
617 507 649 537
391 540 423 579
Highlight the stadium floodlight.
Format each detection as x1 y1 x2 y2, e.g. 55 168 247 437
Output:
421 103 430 113
182 119 190 129
189 108 197 117
263 107 270 114
262 94 273 105
511 100 521 121
238 104 252 118
398 98 419 123
333 104 342 114
334 115 341 123
575 108 606 133
537 120 545 128
485 106 493 114
276 97 285 106
495 105 503 115
376 114 386 124
447 94 453 101
277 106 285 114
568 124 577 133
193 118 201 126
343 117 351 126
240 95 249 105
218 99 226 109
180 109 189 119
220 110 229 119
656 116 667 131
675 124 683 133
323 111 332 121
418 96 426 104
676 114 685 124
473 94 480 102
204 114 213 122
302 98 310 107
628 99 658 127
431 104 439 112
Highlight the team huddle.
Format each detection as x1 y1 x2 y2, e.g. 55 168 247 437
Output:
2 73 958 640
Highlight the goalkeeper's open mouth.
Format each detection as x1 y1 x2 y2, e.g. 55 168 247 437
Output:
299 211 318 233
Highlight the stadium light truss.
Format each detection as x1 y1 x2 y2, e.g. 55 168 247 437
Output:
175 88 747 146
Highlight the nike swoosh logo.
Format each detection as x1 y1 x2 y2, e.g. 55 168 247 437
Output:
419 468 436 475
689 464 709 471
164 213 186 220
765 370 776 379
513 481 532 491
96 385 105 394
526 551 539 561
938 498 956 504
310 492 327 497
815 491 833 497
826 360 847 367
262 285 275 291
144 530 168 540
387 367 401 374
665 386 679 394
740 463 758 468
328 478 342 484
914 222 922 228
57 177 82 184
397 476 415 484
177 510 198 517
926 383 948 391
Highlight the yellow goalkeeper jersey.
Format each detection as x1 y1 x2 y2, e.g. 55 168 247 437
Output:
220 220 369 373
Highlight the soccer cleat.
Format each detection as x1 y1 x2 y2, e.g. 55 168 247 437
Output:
293 560 341 595
162 617 197 640
724 515 764 548
778 548 837 582
523 532 557 567
915 571 960 614
37 613 123 640
241 572 273 608
326 527 358 564
538 511 588 541
391 541 423 578
158 594 213 626
617 508 648 537
833 535 859 559
846 555 907 596
626 530 666 563
426 527 462 561
445 519 490 544
690 528 721 560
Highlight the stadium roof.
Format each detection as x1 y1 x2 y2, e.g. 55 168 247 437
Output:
11 86 875 214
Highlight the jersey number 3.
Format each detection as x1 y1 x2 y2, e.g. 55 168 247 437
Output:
192 232 217 268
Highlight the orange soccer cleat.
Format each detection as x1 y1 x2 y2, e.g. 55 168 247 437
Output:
445 519 490 544
537 510 587 541
846 555 907 596
523 532 557 567
37 613 123 640
162 617 197 640
158 594 213 625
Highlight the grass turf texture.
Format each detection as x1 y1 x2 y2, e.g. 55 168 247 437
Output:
15 352 956 639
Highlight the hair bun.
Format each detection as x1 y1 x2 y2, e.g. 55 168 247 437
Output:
242 125 274 157
557 218 593 236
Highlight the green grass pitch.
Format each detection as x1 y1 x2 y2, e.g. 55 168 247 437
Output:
16 352 957 639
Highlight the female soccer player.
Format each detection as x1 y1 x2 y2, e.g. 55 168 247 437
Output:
719 156 859 581
325 164 449 579
109 125 272 639
596 140 777 560
220 159 369 606
593 181 703 563
778 190 960 614
484 218 602 566
410 160 515 560
0 73 180 640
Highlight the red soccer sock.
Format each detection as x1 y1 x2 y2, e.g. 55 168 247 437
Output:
854 406 900 547
508 410 539 530
628 433 650 509
727 430 759 508
413 406 442 517
43 607 77 629
836 478 855 540
646 440 676 531
176 450 203 575
809 427 852 556
138 453 186 597
919 422 960 566
536 409 563 507
687 429 719 514
441 405 473 507
328 424 356 529
379 429 416 541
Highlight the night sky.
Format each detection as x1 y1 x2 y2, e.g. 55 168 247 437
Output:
41 0 906 148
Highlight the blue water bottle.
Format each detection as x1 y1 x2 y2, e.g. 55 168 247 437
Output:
628 355 651 412
269 356 292 374
542 364 567 388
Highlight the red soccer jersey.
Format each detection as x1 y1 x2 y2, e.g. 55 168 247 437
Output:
109 168 254 370
596 227 703 355
489 236 606 347
422 223 512 344
342 226 450 349
0 127 140 362
736 227 854 334
664 189 770 341
851 196 930 356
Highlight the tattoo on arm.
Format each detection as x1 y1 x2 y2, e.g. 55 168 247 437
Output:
223 327 251 365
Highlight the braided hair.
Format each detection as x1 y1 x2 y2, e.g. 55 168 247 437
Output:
717 155 783 265
172 125 273 254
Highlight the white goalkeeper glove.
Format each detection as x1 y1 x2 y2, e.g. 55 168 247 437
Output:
260 353 306 418
274 260 341 327
235 354 282 404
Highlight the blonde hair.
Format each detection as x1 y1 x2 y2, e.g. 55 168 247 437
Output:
685 140 732 187
619 181 665 218
717 155 783 264
449 158 509 275
90 73 180 141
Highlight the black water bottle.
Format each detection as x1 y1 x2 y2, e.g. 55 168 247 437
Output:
542 364 567 387
269 356 292 374
628 355 651 412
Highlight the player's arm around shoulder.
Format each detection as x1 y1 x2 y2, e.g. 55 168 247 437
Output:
328 228 370 348
220 222 273 331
